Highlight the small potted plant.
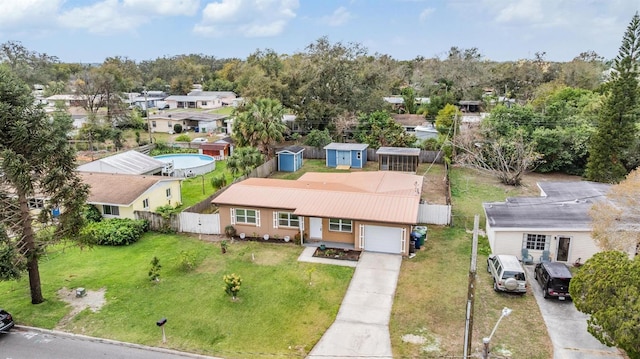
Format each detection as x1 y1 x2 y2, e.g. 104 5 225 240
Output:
284 235 291 242
263 234 270 240
239 233 246 239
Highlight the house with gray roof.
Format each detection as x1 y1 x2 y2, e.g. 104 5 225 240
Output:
483 181 613 265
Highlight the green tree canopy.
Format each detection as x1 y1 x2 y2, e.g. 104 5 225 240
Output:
0 67 89 304
226 147 264 177
586 12 640 183
231 98 288 158
355 111 417 149
303 129 332 148
570 251 640 358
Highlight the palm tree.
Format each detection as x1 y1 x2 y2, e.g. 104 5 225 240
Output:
232 98 288 158
226 147 264 177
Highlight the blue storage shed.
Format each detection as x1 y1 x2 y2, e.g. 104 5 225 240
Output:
277 146 305 172
323 143 369 169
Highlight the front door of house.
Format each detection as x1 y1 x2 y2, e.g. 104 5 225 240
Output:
337 150 350 166
309 217 323 240
556 236 571 262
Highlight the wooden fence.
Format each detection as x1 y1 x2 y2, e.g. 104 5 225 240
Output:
179 212 220 234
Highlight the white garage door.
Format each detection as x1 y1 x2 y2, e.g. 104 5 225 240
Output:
363 225 404 254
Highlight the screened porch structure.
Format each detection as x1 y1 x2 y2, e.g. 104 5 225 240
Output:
377 147 420 173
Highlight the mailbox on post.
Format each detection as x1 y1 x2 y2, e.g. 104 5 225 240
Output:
156 318 167 343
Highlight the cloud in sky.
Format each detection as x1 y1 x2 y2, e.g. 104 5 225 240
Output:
0 0 635 63
418 7 435 22
321 6 353 27
195 0 299 37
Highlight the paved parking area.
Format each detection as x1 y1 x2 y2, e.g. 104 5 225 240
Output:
525 266 624 359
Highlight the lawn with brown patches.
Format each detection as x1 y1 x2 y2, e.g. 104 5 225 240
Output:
391 167 555 358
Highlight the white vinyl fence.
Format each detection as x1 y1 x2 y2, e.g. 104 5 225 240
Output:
417 203 451 225
179 212 221 234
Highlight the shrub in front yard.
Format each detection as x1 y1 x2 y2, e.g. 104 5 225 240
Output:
82 218 148 246
148 256 161 282
223 273 242 300
83 205 103 223
175 134 191 142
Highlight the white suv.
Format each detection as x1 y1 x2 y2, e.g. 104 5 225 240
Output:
487 254 528 294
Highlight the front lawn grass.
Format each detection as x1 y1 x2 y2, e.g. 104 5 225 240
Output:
0 233 353 358
390 166 553 358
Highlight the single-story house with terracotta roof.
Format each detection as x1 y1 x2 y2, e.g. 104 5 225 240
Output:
81 172 182 219
212 171 424 255
483 181 615 264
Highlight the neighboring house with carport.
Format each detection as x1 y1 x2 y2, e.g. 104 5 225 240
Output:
377 147 420 173
212 171 423 255
148 112 228 134
276 146 304 172
80 172 182 219
324 143 368 169
77 150 166 176
483 181 613 265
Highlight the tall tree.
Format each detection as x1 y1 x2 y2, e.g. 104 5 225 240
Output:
231 98 288 158
355 111 417 149
569 251 640 358
589 168 640 253
0 67 89 304
0 41 59 85
586 12 640 183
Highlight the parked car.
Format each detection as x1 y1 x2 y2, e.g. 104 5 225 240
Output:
191 137 208 143
487 254 527 294
0 308 14 333
534 262 572 300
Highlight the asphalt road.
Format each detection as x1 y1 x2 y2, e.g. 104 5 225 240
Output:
0 327 221 359
525 266 625 359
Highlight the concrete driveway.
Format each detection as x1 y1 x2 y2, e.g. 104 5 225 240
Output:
307 252 402 359
525 266 624 359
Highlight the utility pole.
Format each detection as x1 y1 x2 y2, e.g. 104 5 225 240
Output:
463 215 479 358
144 88 152 144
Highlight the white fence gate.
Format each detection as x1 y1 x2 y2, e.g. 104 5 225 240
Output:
417 204 451 225
179 212 221 234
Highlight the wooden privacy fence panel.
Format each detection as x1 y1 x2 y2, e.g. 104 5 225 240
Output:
417 204 451 225
134 211 180 232
179 212 220 234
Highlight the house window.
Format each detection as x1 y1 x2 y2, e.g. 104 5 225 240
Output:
166 188 171 198
168 123 172 128
143 198 149 209
234 208 258 225
329 218 352 232
201 101 208 106
103 205 120 216
278 212 299 228
152 121 157 128
28 198 45 210
525 233 549 251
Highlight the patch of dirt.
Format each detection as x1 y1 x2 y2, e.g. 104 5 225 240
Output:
313 247 361 261
56 287 107 329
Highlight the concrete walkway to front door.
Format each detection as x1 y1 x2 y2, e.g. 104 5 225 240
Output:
306 252 402 359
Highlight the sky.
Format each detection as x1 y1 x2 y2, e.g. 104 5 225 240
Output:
0 0 638 64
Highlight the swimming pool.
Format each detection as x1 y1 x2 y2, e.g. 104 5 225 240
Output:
154 154 216 177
